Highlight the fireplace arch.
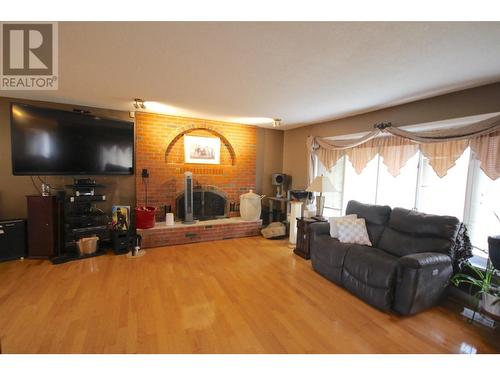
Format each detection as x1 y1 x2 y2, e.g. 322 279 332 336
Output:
165 127 237 165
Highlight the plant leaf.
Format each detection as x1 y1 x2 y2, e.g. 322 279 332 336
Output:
451 274 484 288
467 264 486 280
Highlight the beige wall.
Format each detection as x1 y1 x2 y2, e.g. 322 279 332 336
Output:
283 82 500 189
0 97 135 220
8 79 494 217
256 128 284 198
0 97 285 220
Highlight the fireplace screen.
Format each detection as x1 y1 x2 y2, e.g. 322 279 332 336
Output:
176 190 227 221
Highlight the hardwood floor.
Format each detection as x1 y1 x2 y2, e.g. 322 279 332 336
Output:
0 236 498 354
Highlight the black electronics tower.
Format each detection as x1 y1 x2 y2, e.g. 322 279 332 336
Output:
51 179 109 264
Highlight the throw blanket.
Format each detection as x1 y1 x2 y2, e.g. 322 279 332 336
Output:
450 223 473 273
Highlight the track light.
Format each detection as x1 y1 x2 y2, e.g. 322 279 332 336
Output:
133 98 146 110
272 118 282 128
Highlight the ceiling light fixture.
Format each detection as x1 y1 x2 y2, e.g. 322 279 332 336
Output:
273 118 282 128
133 98 146 110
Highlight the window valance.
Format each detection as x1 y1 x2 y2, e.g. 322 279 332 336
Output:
307 113 500 184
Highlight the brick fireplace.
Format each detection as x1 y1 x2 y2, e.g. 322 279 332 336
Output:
134 112 261 247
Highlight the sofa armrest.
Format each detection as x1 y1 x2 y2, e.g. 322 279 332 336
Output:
309 222 330 239
309 222 349 285
309 222 334 259
398 252 452 269
393 252 453 315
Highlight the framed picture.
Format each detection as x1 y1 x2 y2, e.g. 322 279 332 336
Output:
184 135 221 165
112 205 130 231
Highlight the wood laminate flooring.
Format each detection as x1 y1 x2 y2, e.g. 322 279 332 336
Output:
0 236 498 353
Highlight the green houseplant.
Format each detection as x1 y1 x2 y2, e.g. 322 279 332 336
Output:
451 260 500 318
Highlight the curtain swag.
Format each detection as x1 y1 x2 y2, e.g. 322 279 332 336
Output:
307 113 500 184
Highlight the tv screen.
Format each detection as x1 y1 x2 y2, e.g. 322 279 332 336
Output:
11 103 134 175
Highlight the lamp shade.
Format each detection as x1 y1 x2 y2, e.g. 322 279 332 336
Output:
306 175 335 193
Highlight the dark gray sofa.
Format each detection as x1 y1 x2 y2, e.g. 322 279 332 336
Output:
310 200 460 315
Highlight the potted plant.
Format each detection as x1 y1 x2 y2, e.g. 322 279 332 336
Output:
451 261 500 318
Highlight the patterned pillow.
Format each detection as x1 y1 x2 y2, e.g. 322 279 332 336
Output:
328 214 357 238
336 218 372 246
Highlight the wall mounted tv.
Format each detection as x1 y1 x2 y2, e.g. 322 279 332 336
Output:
11 103 134 175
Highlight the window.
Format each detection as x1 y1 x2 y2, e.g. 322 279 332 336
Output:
417 148 470 221
342 156 378 212
315 144 500 258
466 159 500 253
377 152 419 210
317 156 345 217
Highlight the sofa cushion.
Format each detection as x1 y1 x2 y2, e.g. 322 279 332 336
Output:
336 218 372 246
346 200 391 247
342 271 394 312
378 208 460 257
342 245 398 289
346 200 392 226
328 214 357 238
378 227 454 257
341 245 398 312
388 208 459 240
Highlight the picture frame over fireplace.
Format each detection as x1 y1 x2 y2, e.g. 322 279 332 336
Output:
184 135 221 164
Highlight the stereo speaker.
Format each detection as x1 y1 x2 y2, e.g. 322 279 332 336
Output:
272 173 288 186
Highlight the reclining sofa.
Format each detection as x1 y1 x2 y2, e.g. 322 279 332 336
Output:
310 200 461 315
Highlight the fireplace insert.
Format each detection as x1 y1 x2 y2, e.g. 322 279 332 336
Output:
176 189 228 221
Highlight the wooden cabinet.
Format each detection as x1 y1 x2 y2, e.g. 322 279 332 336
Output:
294 218 326 260
27 195 60 259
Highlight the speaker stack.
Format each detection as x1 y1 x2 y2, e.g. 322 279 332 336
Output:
272 173 289 198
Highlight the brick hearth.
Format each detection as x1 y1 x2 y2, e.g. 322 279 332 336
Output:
138 218 262 248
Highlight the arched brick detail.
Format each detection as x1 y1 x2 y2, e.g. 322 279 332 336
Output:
164 125 237 165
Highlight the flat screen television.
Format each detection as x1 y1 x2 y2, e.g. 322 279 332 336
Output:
10 103 134 175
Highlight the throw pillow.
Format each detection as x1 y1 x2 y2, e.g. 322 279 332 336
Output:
336 218 372 246
328 214 357 238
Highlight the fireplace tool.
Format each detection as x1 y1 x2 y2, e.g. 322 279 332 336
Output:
127 234 145 258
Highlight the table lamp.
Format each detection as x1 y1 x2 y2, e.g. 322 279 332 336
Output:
306 175 335 219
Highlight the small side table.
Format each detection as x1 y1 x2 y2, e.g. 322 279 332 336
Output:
294 217 327 260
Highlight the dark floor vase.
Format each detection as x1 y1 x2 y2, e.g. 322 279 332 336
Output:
488 235 500 270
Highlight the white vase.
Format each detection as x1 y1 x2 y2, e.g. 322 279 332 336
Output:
239 190 264 221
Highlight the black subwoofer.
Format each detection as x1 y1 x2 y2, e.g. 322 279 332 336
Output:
0 219 27 262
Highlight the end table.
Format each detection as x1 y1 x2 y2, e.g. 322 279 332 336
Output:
294 217 327 260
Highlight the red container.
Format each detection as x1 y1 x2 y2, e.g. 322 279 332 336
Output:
135 206 156 229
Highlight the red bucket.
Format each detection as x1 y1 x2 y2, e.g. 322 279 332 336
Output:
135 206 156 229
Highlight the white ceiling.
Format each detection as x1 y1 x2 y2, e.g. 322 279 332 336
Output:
3 22 500 129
